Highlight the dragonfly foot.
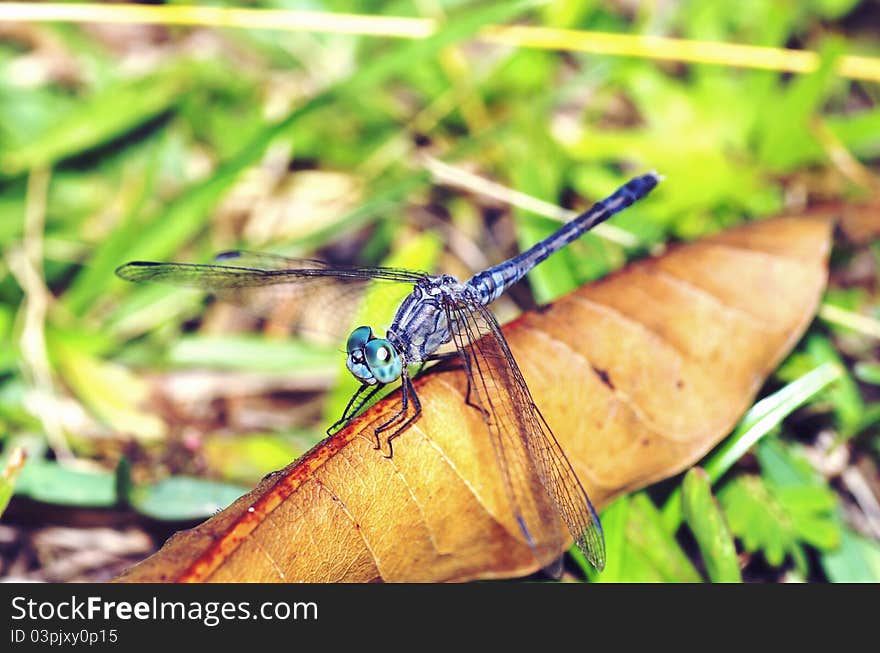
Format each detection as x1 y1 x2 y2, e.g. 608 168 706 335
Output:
465 398 490 420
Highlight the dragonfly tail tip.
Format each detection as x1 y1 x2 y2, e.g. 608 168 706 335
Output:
214 250 243 261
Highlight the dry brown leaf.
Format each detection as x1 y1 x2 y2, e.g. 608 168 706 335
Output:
791 196 880 245
115 215 832 583
826 197 880 245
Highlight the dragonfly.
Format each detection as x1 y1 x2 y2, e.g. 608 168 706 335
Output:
116 172 661 572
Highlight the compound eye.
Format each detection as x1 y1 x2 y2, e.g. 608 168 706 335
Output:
364 338 402 384
346 325 373 354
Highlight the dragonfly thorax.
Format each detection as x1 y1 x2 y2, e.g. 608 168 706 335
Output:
345 325 403 386
386 277 464 364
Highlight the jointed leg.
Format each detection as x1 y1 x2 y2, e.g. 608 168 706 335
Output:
327 383 382 435
413 350 461 379
383 375 422 459
422 350 463 365
372 371 424 457
373 374 409 450
423 350 480 411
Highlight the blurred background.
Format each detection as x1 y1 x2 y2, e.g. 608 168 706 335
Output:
1 0 879 582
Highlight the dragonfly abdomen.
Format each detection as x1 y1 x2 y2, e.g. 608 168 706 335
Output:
467 173 660 304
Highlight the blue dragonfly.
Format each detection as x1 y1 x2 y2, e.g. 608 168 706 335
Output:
116 172 660 572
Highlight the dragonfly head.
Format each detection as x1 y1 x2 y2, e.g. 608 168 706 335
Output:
345 326 402 385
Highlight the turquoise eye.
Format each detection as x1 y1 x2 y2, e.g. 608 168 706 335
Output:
364 339 402 384
346 326 373 354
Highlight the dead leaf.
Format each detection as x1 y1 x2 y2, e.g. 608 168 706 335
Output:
795 196 880 245
114 215 832 582
828 198 880 245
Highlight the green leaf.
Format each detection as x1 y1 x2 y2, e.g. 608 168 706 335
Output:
63 133 167 315
682 468 742 582
756 40 844 171
806 336 864 438
625 493 702 582
826 107 880 159
718 475 802 569
854 362 880 386
821 527 880 582
129 476 249 521
9 459 116 507
586 493 700 582
51 333 166 442
0 70 185 176
507 110 576 303
202 433 312 486
168 335 338 375
719 440 840 573
811 0 861 20
2 453 247 521
755 439 841 552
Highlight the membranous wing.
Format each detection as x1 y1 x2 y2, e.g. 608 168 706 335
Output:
116 251 429 344
444 298 605 571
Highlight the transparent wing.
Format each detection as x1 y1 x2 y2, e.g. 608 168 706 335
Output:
115 250 428 343
445 298 605 572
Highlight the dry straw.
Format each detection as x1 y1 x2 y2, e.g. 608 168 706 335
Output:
2 2 879 82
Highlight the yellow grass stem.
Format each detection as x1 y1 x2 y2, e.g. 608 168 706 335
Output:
2 3 879 82
0 3 434 38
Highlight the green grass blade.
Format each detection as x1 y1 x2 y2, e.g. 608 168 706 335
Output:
756 40 844 171
821 527 880 582
681 467 742 583
51 333 166 442
661 361 843 531
0 70 185 177
625 493 702 582
806 335 865 439
168 335 337 375
63 133 166 315
108 0 534 314
581 493 701 582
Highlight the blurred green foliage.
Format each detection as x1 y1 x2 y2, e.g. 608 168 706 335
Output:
1 0 879 581
719 439 840 574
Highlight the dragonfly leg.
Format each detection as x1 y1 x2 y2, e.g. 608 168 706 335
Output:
383 375 422 459
372 371 423 457
453 349 489 418
422 350 462 364
372 376 408 449
414 350 461 378
328 383 367 435
327 383 382 436
423 350 483 413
